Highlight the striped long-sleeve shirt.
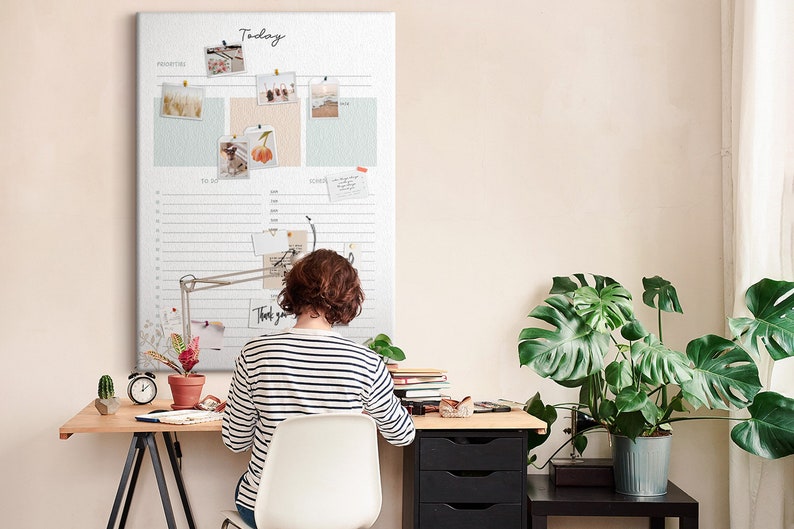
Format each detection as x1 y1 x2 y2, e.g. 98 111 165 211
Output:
221 327 415 512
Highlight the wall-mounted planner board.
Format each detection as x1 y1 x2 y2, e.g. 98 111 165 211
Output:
136 12 395 371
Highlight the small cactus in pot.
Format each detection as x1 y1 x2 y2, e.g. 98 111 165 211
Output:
94 374 121 415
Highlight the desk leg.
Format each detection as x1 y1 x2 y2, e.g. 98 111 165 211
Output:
530 515 548 529
117 435 147 529
680 516 699 529
145 433 178 529
163 432 197 529
649 518 665 529
107 433 147 529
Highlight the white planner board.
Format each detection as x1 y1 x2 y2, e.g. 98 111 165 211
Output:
136 12 395 371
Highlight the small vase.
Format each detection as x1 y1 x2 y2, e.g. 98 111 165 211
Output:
168 374 206 410
95 397 121 415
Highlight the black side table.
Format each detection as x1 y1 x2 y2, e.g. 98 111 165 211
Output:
527 474 698 529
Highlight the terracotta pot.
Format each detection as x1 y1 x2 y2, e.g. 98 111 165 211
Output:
168 374 206 410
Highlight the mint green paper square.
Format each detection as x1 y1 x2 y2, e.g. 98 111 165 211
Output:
306 98 377 167
153 98 224 167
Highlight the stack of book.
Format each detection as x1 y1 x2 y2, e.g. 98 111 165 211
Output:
387 366 450 405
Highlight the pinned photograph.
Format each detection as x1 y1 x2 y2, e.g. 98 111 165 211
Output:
160 82 204 120
256 72 297 105
205 43 246 77
310 77 339 118
218 136 249 179
244 125 279 169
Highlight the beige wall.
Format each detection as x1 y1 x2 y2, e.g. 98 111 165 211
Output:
0 1 727 528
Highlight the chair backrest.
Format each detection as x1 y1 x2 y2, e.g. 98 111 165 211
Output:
254 413 382 529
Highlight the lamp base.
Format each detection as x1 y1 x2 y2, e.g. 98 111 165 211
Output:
549 458 614 487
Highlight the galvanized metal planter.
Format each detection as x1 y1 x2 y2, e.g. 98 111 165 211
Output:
611 434 672 496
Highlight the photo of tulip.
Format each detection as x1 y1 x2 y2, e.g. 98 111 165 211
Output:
244 125 279 170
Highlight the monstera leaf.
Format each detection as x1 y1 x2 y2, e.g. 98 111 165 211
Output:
573 283 634 334
519 294 610 382
642 276 683 313
524 392 557 453
681 334 761 410
630 334 692 386
550 273 619 295
731 391 794 459
605 359 634 394
729 278 794 361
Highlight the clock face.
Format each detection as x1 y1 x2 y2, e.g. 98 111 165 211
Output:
128 375 157 405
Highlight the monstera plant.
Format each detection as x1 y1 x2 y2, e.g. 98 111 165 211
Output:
518 275 794 464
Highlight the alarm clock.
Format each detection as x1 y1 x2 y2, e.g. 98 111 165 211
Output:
127 372 157 405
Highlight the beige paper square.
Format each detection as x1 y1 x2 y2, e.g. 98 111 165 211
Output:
230 98 300 166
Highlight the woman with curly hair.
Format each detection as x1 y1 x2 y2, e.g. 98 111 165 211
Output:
222 249 415 528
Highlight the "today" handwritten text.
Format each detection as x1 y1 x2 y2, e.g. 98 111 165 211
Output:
239 28 286 47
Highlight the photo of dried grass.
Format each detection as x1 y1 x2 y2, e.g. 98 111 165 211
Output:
161 83 204 120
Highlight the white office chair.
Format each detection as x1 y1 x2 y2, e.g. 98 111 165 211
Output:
221 413 383 529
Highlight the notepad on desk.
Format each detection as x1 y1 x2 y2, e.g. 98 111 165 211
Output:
136 410 224 425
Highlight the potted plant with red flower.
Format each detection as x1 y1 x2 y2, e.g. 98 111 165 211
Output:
145 333 205 409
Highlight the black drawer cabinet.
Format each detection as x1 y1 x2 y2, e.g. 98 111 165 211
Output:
403 429 529 529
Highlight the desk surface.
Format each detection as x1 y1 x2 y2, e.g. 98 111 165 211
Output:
527 474 698 514
412 410 545 431
60 400 546 440
59 399 220 439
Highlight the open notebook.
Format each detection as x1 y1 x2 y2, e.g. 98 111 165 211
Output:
135 409 223 425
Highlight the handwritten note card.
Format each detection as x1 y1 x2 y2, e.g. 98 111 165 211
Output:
249 299 293 329
326 168 369 202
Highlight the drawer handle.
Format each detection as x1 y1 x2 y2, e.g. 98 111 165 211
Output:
448 437 498 445
441 503 500 511
447 470 494 478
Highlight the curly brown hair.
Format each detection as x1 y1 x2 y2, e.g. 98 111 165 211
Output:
278 249 364 325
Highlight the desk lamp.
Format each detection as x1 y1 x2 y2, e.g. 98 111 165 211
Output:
178 217 317 342
178 252 298 342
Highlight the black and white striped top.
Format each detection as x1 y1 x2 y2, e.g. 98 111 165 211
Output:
222 327 415 511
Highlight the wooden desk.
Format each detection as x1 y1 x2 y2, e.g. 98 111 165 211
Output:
60 399 218 529
526 474 699 529
403 410 546 529
62 403 545 529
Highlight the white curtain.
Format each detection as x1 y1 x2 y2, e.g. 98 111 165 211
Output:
725 1 794 529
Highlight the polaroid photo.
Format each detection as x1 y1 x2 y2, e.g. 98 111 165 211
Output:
256 72 298 105
160 83 204 120
244 125 279 170
310 77 340 119
217 136 250 179
205 43 246 77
